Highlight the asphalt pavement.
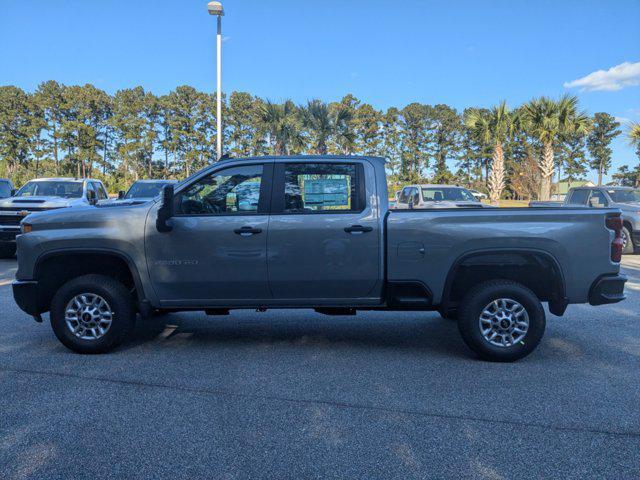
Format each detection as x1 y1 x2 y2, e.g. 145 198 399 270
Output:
1 256 639 479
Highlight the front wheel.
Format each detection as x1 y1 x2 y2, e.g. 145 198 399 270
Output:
457 280 545 362
50 274 136 354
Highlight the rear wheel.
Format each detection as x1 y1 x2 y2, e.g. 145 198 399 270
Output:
50 274 136 354
621 226 634 255
457 280 545 362
0 242 16 259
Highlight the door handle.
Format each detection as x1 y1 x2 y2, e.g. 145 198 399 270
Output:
234 226 262 236
344 225 373 234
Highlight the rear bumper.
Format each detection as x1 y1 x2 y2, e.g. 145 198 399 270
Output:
12 280 40 315
588 274 627 306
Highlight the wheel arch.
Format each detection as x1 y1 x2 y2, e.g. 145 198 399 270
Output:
441 248 567 316
33 248 147 313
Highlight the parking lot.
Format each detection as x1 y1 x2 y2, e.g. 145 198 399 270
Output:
0 257 638 479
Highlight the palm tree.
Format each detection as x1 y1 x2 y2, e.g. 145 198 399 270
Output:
257 100 304 155
629 122 640 160
303 99 353 154
465 101 513 205
522 95 590 200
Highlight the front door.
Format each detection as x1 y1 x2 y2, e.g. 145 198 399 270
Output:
145 162 272 306
267 160 381 302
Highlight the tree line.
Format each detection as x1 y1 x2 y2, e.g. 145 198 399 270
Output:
1 80 639 200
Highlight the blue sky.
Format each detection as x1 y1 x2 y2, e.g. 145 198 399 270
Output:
1 0 639 181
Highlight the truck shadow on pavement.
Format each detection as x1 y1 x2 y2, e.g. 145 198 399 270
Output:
122 311 472 358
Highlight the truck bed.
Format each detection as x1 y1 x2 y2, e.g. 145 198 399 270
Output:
386 207 619 306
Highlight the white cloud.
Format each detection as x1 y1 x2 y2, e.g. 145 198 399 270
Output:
563 61 640 92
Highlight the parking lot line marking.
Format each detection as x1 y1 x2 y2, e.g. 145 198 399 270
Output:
2 365 639 440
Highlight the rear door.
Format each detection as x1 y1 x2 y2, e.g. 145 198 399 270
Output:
267 160 381 302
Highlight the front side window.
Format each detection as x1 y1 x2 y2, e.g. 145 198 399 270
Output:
607 189 640 203
16 181 83 198
176 164 263 215
421 187 476 202
283 163 360 213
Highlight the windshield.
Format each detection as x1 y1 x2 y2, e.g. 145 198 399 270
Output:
16 181 83 198
124 182 170 199
0 181 11 198
422 187 476 202
607 189 640 203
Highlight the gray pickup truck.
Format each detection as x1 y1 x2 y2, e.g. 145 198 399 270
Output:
531 186 640 254
12 156 627 361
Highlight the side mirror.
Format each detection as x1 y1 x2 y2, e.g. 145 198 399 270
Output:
87 189 97 205
156 184 174 233
118 190 125 199
10 189 16 197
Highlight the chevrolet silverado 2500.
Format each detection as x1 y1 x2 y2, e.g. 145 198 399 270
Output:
12 156 627 361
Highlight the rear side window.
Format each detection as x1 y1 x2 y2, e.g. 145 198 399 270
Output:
282 163 363 213
567 189 589 205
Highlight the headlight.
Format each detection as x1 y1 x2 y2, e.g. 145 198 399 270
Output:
21 223 32 234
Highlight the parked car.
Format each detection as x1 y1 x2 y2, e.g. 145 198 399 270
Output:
0 178 107 258
530 186 640 254
116 179 178 203
469 189 487 200
395 184 484 209
0 179 15 199
13 156 626 361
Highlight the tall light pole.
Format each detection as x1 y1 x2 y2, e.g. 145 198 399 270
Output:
207 1 224 160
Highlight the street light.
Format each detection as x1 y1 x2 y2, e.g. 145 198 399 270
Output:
207 1 224 161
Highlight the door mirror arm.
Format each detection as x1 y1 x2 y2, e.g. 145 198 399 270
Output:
156 185 175 233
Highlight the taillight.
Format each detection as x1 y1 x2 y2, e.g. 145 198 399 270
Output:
606 215 623 262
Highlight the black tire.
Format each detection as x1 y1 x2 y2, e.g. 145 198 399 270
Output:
457 280 545 362
622 226 634 255
0 242 16 259
50 274 136 354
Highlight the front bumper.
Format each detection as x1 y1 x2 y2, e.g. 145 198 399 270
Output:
588 274 627 306
12 280 40 315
